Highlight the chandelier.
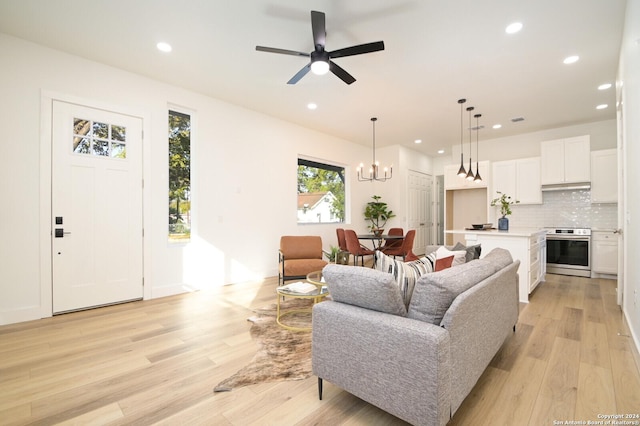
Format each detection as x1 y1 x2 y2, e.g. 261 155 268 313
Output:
466 106 475 181
358 117 392 182
474 113 483 182
456 99 467 177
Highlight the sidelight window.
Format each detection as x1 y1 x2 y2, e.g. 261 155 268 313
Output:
168 110 191 241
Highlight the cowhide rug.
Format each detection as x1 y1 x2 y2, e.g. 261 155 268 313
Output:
213 299 313 392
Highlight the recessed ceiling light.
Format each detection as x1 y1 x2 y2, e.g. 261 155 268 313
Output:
156 42 172 53
563 55 579 64
492 124 502 129
596 104 608 110
598 83 612 90
307 103 317 110
505 22 523 34
414 139 422 144
437 149 445 154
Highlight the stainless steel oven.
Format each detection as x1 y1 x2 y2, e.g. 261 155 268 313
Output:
546 228 591 277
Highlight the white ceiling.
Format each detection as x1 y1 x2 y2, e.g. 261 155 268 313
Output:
0 0 627 155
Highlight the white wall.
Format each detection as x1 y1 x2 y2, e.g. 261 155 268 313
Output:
0 34 433 325
618 0 640 358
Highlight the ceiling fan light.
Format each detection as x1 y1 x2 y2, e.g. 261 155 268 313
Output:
311 60 330 75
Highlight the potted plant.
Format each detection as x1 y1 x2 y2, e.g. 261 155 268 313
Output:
490 191 519 231
364 195 396 236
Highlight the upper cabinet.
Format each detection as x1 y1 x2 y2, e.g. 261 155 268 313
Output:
492 157 542 205
540 135 591 185
444 161 490 190
591 149 617 203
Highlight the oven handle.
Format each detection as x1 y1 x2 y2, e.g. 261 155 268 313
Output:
546 236 590 241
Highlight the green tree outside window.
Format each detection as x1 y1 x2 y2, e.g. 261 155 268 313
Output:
169 110 191 240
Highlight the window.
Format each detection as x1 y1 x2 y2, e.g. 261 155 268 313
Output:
297 158 345 224
72 117 126 158
168 110 191 240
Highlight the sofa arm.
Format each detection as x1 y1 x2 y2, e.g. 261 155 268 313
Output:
312 301 451 426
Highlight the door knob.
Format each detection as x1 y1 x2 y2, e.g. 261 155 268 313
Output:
54 229 71 238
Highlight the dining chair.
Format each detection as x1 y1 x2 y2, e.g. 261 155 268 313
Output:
336 228 348 252
379 227 404 253
385 229 416 261
335 228 351 264
400 229 417 261
344 229 375 267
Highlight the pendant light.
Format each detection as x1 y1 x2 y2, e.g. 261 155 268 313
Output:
357 117 392 182
474 113 483 182
465 106 475 181
456 99 467 177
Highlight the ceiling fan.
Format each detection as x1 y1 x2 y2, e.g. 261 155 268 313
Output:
256 10 385 85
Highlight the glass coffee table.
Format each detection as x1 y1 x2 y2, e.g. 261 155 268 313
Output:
276 271 329 332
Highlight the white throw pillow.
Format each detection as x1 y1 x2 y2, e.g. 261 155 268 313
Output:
435 246 467 267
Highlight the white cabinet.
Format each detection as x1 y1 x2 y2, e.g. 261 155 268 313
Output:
491 157 542 204
592 230 618 275
540 135 591 185
491 161 516 199
591 149 617 203
457 229 547 303
444 161 489 190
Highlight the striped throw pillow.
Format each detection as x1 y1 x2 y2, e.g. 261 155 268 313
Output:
375 250 437 307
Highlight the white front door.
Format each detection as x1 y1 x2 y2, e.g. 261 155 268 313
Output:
408 171 433 255
52 100 143 313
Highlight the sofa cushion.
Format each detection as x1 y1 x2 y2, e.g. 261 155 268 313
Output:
407 248 513 325
283 259 329 276
452 242 482 263
482 247 514 269
322 264 408 316
435 246 467 267
374 250 437 307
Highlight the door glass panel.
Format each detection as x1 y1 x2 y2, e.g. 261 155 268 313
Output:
112 125 126 141
72 118 126 159
74 118 90 136
93 122 109 138
93 139 109 156
74 137 91 153
111 143 126 158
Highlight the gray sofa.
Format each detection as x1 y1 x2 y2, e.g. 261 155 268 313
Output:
312 248 520 426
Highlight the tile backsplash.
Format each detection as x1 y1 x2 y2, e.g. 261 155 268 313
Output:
506 190 618 229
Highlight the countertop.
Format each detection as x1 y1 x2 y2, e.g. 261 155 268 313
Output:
445 228 548 237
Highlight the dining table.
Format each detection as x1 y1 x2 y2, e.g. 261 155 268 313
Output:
357 233 404 250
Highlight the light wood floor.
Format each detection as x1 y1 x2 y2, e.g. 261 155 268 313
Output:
1 273 639 425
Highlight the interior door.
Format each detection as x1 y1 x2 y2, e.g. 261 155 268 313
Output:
52 100 143 313
408 171 433 255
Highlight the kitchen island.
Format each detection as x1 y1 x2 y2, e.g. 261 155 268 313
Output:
445 228 548 303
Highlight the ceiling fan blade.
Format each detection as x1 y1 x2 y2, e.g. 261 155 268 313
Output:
256 46 309 58
329 41 385 59
329 61 356 85
287 63 312 84
311 10 326 49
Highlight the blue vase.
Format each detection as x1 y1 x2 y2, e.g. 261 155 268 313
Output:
498 217 509 231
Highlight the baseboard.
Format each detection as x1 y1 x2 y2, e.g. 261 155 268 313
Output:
624 309 640 375
0 305 44 326
151 283 198 299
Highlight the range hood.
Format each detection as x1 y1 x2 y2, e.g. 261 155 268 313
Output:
541 182 591 192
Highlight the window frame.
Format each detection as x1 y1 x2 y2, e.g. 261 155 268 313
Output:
168 108 192 242
297 157 347 225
